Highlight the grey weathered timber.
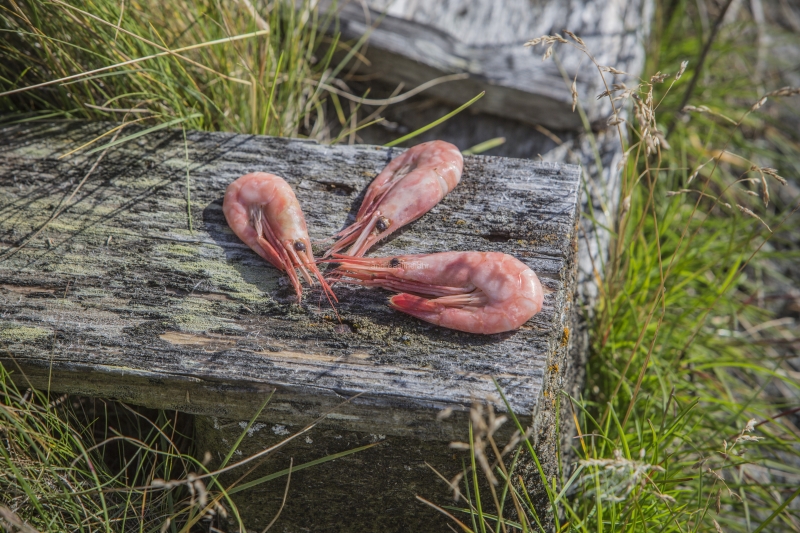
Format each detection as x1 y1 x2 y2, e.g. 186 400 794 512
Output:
0 121 581 531
324 0 653 130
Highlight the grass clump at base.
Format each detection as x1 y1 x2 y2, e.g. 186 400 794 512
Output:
0 365 375 532
0 364 230 532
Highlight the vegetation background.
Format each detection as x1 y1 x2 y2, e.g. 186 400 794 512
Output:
0 0 798 531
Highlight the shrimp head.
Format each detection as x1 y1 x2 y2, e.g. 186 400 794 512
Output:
330 251 543 334
223 172 336 303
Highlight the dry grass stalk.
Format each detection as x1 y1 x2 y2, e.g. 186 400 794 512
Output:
0 506 42 533
736 204 772 232
666 189 732 209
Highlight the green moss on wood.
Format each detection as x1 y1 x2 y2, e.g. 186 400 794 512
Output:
0 325 51 341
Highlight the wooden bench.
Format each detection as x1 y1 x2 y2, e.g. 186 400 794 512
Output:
0 121 582 531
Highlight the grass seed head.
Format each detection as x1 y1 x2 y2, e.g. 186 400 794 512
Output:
607 114 625 126
676 60 689 80
761 167 787 185
562 29 586 46
437 407 454 420
750 96 768 111
571 79 578 111
448 472 465 501
600 66 628 75
765 86 800 97
621 195 631 215
655 492 677 503
736 205 772 231
650 72 669 83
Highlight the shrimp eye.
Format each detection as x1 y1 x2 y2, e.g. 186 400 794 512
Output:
388 257 401 268
376 216 390 232
293 241 306 252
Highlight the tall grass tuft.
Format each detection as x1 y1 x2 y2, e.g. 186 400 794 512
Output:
0 0 353 139
0 362 376 531
433 3 800 532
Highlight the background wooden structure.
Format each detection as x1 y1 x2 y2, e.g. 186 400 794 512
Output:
324 0 652 130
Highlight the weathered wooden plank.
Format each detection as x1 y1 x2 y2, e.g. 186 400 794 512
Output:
325 0 653 130
0 121 581 531
0 121 580 440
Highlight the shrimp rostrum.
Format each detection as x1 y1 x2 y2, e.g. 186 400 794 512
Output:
223 172 336 303
330 251 543 334
325 140 463 258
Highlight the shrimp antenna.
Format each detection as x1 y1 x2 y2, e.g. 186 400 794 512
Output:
313 265 341 322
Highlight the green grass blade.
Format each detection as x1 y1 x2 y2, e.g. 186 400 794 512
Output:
492 378 561 531
750 485 800 533
262 51 284 136
228 442 380 494
84 114 201 155
462 137 506 155
384 92 485 148
218 393 274 471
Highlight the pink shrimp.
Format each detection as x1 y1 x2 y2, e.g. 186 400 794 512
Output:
329 251 543 334
325 140 463 258
223 172 336 303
